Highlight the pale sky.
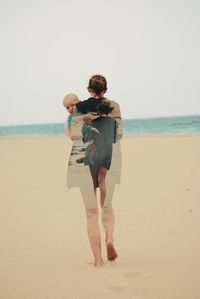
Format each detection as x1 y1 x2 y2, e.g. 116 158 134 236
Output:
0 0 200 125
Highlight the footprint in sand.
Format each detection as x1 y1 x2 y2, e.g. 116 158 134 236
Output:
107 285 130 293
122 271 142 279
108 284 148 296
130 287 148 296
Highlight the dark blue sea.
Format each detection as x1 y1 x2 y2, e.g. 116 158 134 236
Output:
0 115 200 136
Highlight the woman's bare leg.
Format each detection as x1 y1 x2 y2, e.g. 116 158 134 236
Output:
97 167 107 207
89 165 99 197
80 185 103 267
85 207 103 266
101 183 118 261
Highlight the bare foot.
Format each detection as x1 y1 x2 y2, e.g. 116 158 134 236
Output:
94 257 104 267
106 241 118 261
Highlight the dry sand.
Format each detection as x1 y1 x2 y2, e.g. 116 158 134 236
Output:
0 134 200 299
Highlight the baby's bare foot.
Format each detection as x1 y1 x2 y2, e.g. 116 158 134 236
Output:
106 241 118 261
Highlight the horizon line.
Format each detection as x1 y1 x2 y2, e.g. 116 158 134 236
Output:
0 113 200 127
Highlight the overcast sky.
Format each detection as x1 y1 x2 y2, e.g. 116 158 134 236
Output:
0 0 200 125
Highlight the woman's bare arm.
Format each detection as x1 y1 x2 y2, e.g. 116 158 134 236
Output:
110 101 123 140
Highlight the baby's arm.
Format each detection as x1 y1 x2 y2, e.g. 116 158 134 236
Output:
82 123 92 143
82 123 100 143
83 113 99 123
90 127 100 135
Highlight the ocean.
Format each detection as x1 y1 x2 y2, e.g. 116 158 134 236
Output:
0 115 200 136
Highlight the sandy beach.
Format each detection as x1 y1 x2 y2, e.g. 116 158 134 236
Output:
0 133 200 299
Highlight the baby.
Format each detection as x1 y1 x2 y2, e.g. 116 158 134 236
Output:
63 93 100 165
63 93 79 138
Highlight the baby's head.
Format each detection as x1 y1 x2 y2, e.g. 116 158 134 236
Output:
63 93 80 113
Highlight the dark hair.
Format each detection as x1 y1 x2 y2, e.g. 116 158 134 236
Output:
76 98 114 115
87 75 107 95
97 100 114 115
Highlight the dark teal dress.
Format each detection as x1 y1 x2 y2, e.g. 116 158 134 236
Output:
82 116 117 170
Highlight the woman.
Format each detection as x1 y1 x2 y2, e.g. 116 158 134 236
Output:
66 75 123 267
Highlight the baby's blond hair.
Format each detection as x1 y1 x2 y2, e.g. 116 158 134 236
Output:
63 93 79 108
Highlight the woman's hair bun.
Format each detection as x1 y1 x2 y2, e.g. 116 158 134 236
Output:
88 75 107 95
